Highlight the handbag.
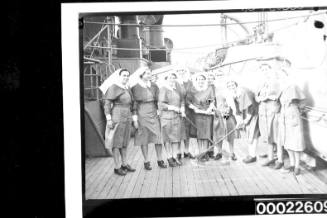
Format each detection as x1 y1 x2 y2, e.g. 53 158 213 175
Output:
105 123 118 156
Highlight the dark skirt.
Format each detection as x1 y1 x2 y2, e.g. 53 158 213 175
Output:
258 100 280 144
160 111 183 143
194 113 213 140
183 108 197 139
279 105 305 151
111 106 132 148
245 115 260 144
225 115 239 142
134 103 161 146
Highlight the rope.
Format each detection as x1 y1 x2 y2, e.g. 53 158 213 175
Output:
87 42 237 51
300 115 327 128
304 106 327 114
83 11 327 27
183 113 239 160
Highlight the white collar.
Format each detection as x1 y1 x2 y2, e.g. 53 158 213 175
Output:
163 82 176 91
138 79 151 88
115 81 128 90
194 84 207 92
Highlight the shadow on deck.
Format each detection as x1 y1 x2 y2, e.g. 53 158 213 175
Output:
85 138 327 199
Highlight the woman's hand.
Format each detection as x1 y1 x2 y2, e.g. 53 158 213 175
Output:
133 120 139 129
188 104 196 110
193 108 200 114
195 108 207 114
167 105 180 113
107 120 114 129
236 120 245 129
180 107 185 116
173 106 180 113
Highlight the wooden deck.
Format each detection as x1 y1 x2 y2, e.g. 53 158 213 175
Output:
85 138 327 199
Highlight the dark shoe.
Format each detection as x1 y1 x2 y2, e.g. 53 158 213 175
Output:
157 160 167 168
214 153 223 160
281 166 294 173
177 153 182 161
144 162 152 170
203 153 210 162
230 153 237 161
199 156 207 163
168 158 177 167
261 159 276 167
174 157 183 166
274 161 284 170
121 164 136 172
259 154 268 158
294 167 301 175
207 150 215 159
114 168 127 176
184 152 195 159
183 152 189 158
243 156 257 164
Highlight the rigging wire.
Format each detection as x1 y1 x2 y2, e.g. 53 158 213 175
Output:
300 116 327 128
83 11 327 27
84 13 312 53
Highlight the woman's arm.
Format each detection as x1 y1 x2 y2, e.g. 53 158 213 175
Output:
158 89 179 112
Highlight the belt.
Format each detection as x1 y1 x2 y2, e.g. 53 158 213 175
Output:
262 99 278 103
138 101 156 105
113 103 131 108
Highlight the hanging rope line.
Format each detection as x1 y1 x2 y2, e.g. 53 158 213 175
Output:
83 11 326 27
84 12 314 53
300 115 327 128
304 106 327 114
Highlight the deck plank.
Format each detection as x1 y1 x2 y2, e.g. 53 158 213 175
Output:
218 164 238 196
172 165 179 197
86 158 113 199
114 144 143 199
204 163 221 196
155 165 167 197
96 143 138 199
193 164 207 196
146 146 161 198
130 152 147 198
254 161 292 195
299 169 327 193
140 145 157 198
185 159 197 197
121 148 144 198
306 168 327 192
211 164 225 196
179 161 188 197
85 158 101 178
85 138 327 199
164 167 173 197
85 157 113 196
233 142 269 195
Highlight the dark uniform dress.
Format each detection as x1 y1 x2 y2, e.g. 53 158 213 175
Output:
131 82 161 146
279 85 305 151
158 85 184 143
182 80 197 139
215 92 238 143
234 87 260 144
187 85 215 140
104 84 133 148
257 81 281 144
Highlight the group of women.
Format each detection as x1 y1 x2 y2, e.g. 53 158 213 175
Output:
101 61 306 176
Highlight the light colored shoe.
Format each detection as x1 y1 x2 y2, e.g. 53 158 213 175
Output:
243 156 257 164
